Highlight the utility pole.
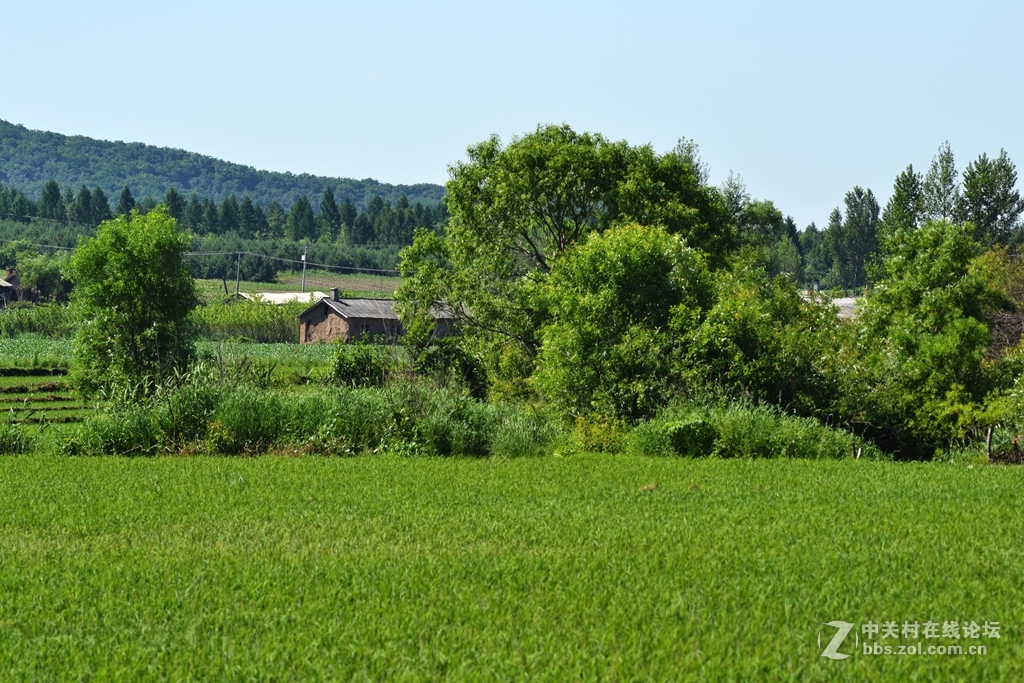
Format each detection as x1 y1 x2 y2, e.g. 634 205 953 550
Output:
235 252 241 296
301 246 308 293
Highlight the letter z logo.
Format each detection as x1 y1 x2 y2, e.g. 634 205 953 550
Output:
820 621 855 660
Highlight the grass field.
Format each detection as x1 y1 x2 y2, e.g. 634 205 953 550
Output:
196 270 402 302
0 455 1020 680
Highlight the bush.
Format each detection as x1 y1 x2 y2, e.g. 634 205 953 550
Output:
330 341 390 387
623 401 885 460
664 418 718 457
208 388 284 454
416 391 498 456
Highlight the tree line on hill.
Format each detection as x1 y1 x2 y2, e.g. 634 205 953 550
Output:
3 179 448 246
0 118 445 210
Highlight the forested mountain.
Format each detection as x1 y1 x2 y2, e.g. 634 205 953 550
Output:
0 119 444 211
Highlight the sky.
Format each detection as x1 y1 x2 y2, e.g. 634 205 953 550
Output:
2 0 1022 229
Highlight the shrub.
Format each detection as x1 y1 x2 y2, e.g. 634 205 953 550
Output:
330 342 389 387
623 401 885 460
416 391 498 456
208 388 284 454
664 418 718 457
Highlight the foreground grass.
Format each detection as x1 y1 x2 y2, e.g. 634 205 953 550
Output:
0 456 1021 681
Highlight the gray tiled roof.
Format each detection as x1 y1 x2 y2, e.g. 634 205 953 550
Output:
321 298 400 320
298 298 457 321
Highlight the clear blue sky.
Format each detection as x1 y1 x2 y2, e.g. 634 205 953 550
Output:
3 0 1021 229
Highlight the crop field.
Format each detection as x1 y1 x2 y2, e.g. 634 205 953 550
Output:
0 344 82 436
197 270 401 302
0 338 341 389
0 455 1020 680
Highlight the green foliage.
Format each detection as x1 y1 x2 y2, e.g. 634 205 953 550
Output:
398 125 730 391
923 141 960 222
413 336 488 399
879 164 925 241
330 341 390 387
664 417 718 457
825 186 879 289
0 412 33 454
841 219 1012 457
623 401 884 460
535 223 711 420
677 257 842 416
0 304 75 338
958 149 1024 246
67 207 198 395
0 118 444 211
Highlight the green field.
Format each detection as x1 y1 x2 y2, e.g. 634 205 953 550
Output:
197 270 401 302
0 455 1020 680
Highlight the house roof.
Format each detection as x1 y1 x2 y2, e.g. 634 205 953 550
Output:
298 297 456 321
0 278 12 289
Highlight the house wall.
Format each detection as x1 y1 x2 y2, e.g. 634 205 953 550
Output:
346 316 401 342
302 306 350 343
300 305 452 344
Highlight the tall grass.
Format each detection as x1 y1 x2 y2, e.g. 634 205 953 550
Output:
191 298 308 343
0 303 75 339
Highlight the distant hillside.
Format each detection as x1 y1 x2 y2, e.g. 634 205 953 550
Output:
0 119 445 211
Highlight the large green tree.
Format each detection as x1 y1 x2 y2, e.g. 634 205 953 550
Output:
397 125 731 388
287 196 316 241
67 207 197 395
317 187 342 241
37 179 65 223
957 149 1024 246
923 142 960 222
825 187 879 289
880 164 924 241
116 185 136 216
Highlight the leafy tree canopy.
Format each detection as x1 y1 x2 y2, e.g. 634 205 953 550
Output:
67 207 197 395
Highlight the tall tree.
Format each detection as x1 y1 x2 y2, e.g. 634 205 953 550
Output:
238 195 267 238
923 142 960 222
71 185 94 226
219 194 240 233
116 186 136 216
200 198 220 233
37 179 66 223
957 149 1024 246
287 195 316 240
339 196 358 241
800 222 832 286
183 193 202 231
164 187 185 223
317 187 342 241
265 201 287 238
880 164 924 241
67 206 197 395
91 186 113 225
828 187 879 289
